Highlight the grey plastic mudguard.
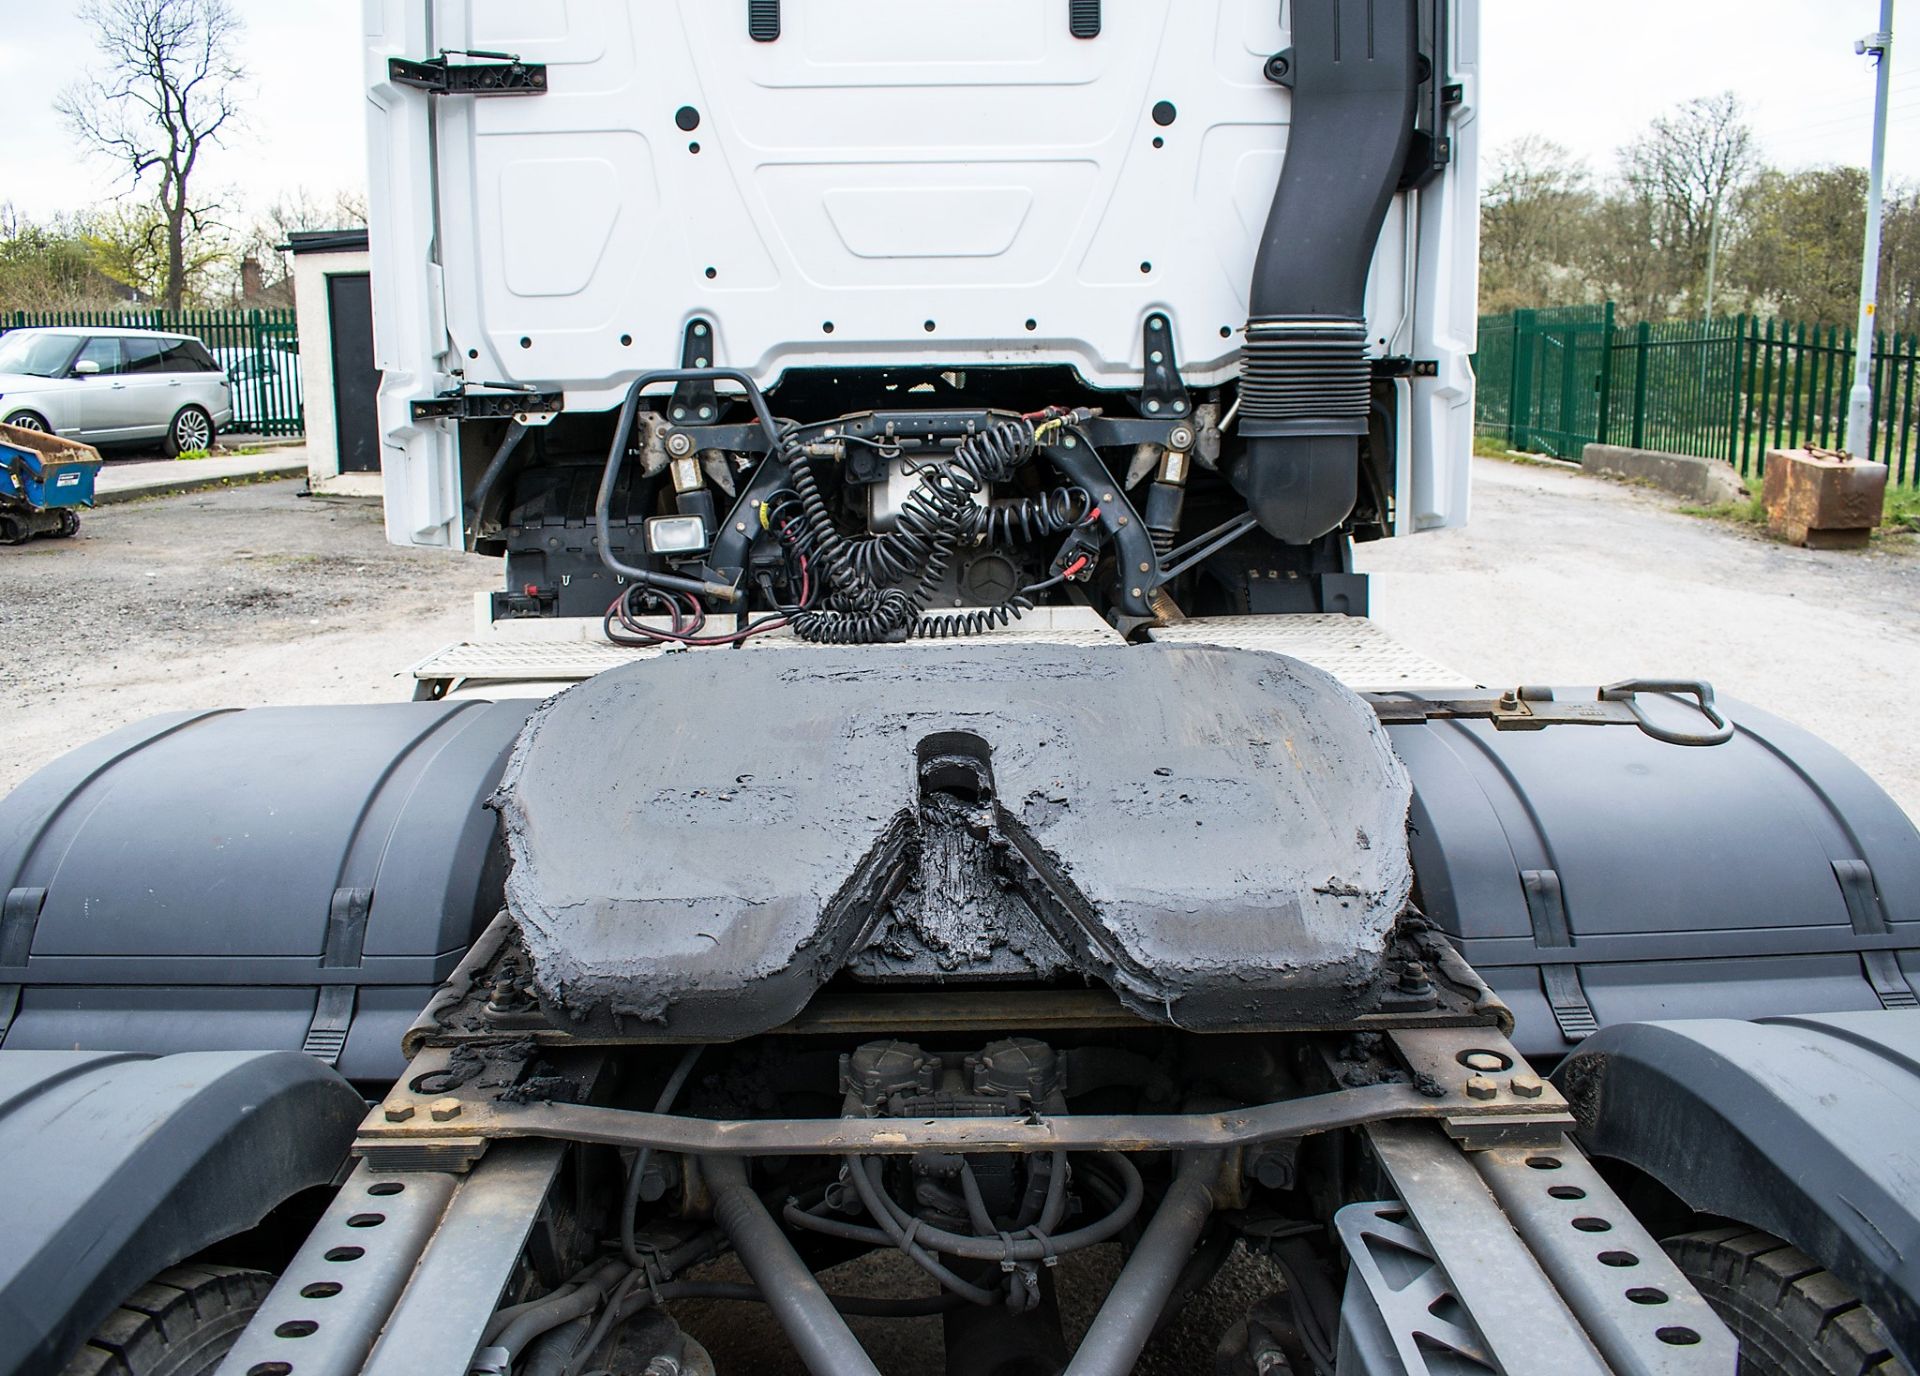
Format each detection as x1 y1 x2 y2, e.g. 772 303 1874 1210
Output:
1556 1011 1920 1369
0 701 535 1083
0 1048 365 1376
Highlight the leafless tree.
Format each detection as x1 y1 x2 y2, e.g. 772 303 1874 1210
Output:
1478 137 1600 313
57 0 247 311
230 187 369 298
1618 92 1757 315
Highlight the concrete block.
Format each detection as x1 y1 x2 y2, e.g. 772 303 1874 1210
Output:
1762 447 1887 550
1580 445 1750 505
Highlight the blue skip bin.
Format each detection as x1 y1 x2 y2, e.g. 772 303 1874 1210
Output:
0 423 102 544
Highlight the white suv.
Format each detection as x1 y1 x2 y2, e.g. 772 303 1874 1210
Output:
0 327 236 455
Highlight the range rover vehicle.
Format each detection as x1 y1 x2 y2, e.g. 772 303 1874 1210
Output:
0 325 234 455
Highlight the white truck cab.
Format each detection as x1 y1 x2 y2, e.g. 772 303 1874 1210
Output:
364 0 1478 590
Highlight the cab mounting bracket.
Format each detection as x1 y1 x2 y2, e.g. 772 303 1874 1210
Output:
388 50 548 97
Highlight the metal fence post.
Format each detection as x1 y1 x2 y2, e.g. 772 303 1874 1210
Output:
1511 310 1537 451
1739 317 1760 476
1898 334 1918 484
1595 302 1617 446
1735 312 1751 466
1629 321 1651 450
1556 324 1580 456
1870 328 1891 464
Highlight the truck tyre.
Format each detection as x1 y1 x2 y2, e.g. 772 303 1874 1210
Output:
164 405 214 458
1665 1227 1911 1376
56 1264 275 1376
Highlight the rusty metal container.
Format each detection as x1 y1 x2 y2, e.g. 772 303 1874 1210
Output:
1762 447 1888 550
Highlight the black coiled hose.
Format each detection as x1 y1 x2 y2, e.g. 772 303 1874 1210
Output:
844 482 1093 587
913 597 1035 639
791 417 1044 644
965 486 1096 547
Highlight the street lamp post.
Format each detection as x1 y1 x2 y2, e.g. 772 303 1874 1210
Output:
1845 0 1896 458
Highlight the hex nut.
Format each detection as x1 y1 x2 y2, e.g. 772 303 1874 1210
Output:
1464 1075 1499 1101
1511 1073 1545 1099
665 432 694 457
1463 1051 1505 1072
428 1097 463 1122
383 1100 415 1123
1169 425 1196 450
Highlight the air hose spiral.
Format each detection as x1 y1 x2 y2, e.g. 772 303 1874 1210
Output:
790 417 1049 644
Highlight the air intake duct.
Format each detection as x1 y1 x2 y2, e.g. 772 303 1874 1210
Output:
1232 0 1421 544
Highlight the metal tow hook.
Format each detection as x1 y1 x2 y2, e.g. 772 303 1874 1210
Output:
1599 679 1736 747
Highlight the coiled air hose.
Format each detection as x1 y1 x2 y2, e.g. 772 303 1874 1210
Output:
788 416 1056 644
843 482 1094 586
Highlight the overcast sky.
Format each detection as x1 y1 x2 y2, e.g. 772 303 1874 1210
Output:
0 1 1915 226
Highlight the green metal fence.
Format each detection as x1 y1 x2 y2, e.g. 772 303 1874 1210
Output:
1477 305 1920 485
0 308 304 437
1477 305 1616 459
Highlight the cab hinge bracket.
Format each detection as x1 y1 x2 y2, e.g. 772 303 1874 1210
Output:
411 389 564 423
668 320 720 426
389 51 548 97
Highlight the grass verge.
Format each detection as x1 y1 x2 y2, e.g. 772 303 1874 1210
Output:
1677 477 1767 525
1679 474 1920 544
1472 431 1569 467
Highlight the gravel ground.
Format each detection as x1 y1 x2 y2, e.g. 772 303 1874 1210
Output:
0 480 496 795
1357 457 1920 820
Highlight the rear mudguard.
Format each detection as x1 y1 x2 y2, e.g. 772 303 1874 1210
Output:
0 1049 364 1376
1556 1011 1920 1369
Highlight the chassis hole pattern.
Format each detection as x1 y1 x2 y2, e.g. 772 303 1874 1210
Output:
1471 1138 1739 1369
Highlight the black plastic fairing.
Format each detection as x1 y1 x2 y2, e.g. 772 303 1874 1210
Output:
0 701 531 1083
1392 693 1920 1056
1558 1012 1920 1369
0 1049 363 1376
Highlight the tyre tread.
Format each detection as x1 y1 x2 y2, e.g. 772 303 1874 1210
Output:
1666 1227 1912 1376
56 1265 274 1376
